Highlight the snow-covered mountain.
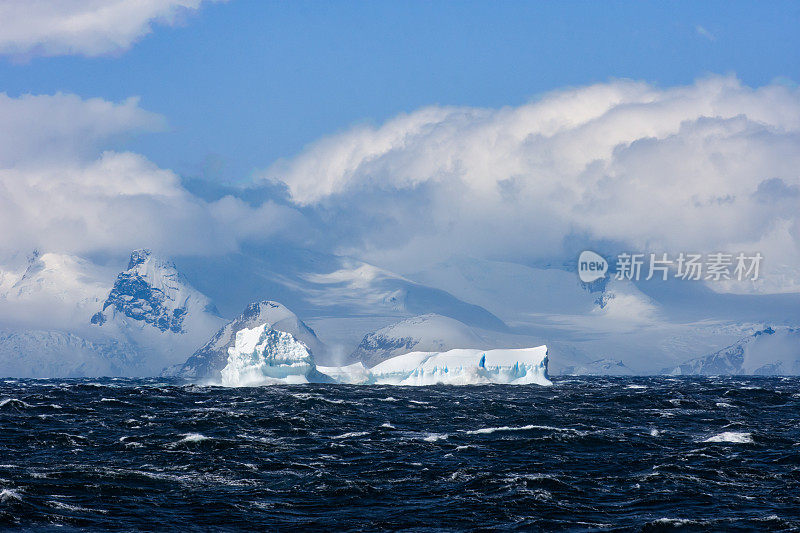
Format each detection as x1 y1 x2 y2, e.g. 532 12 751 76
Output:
91 249 222 334
1 244 798 378
0 251 145 377
411 255 800 374
0 249 227 377
168 300 326 379
0 329 140 378
561 358 635 376
666 327 800 375
350 314 486 367
88 249 226 371
0 250 116 330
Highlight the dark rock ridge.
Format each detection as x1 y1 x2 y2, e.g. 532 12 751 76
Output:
91 249 210 334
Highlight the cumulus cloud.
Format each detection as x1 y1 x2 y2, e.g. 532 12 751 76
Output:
4 77 799 294
0 92 164 165
0 92 303 257
0 0 222 58
263 76 800 291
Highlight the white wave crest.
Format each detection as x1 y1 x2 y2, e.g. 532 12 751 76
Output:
0 489 21 502
703 431 753 444
178 433 210 443
332 431 369 440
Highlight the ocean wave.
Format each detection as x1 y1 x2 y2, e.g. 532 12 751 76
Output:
465 424 579 435
47 500 108 514
0 488 21 502
649 517 705 526
703 431 754 444
0 398 32 409
178 433 211 443
331 431 369 440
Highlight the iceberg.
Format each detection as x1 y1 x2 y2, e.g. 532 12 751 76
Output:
221 322 550 387
220 323 317 386
326 347 551 386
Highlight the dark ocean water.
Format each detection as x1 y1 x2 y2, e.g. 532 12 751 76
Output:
0 377 799 531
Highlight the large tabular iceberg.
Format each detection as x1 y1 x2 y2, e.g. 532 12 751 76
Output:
318 347 550 386
221 322 550 386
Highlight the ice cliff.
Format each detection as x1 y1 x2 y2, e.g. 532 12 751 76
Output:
220 322 550 387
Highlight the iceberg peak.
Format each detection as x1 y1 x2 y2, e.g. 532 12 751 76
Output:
221 323 316 386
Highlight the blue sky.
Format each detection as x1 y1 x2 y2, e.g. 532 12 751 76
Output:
2 0 798 183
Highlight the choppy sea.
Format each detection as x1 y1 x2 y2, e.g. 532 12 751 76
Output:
1 376 799 531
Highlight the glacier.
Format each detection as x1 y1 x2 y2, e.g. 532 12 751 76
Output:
220 321 550 387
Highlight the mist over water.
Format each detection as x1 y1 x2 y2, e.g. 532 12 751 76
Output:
1 377 799 530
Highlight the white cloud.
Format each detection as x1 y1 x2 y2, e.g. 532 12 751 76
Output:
4 77 798 294
0 0 222 58
0 92 302 257
695 25 715 41
0 92 164 165
263 76 800 291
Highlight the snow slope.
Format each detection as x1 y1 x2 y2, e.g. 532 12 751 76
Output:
350 314 485 367
168 300 326 379
667 327 800 375
411 255 800 374
0 329 140 378
172 246 507 333
0 251 116 330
